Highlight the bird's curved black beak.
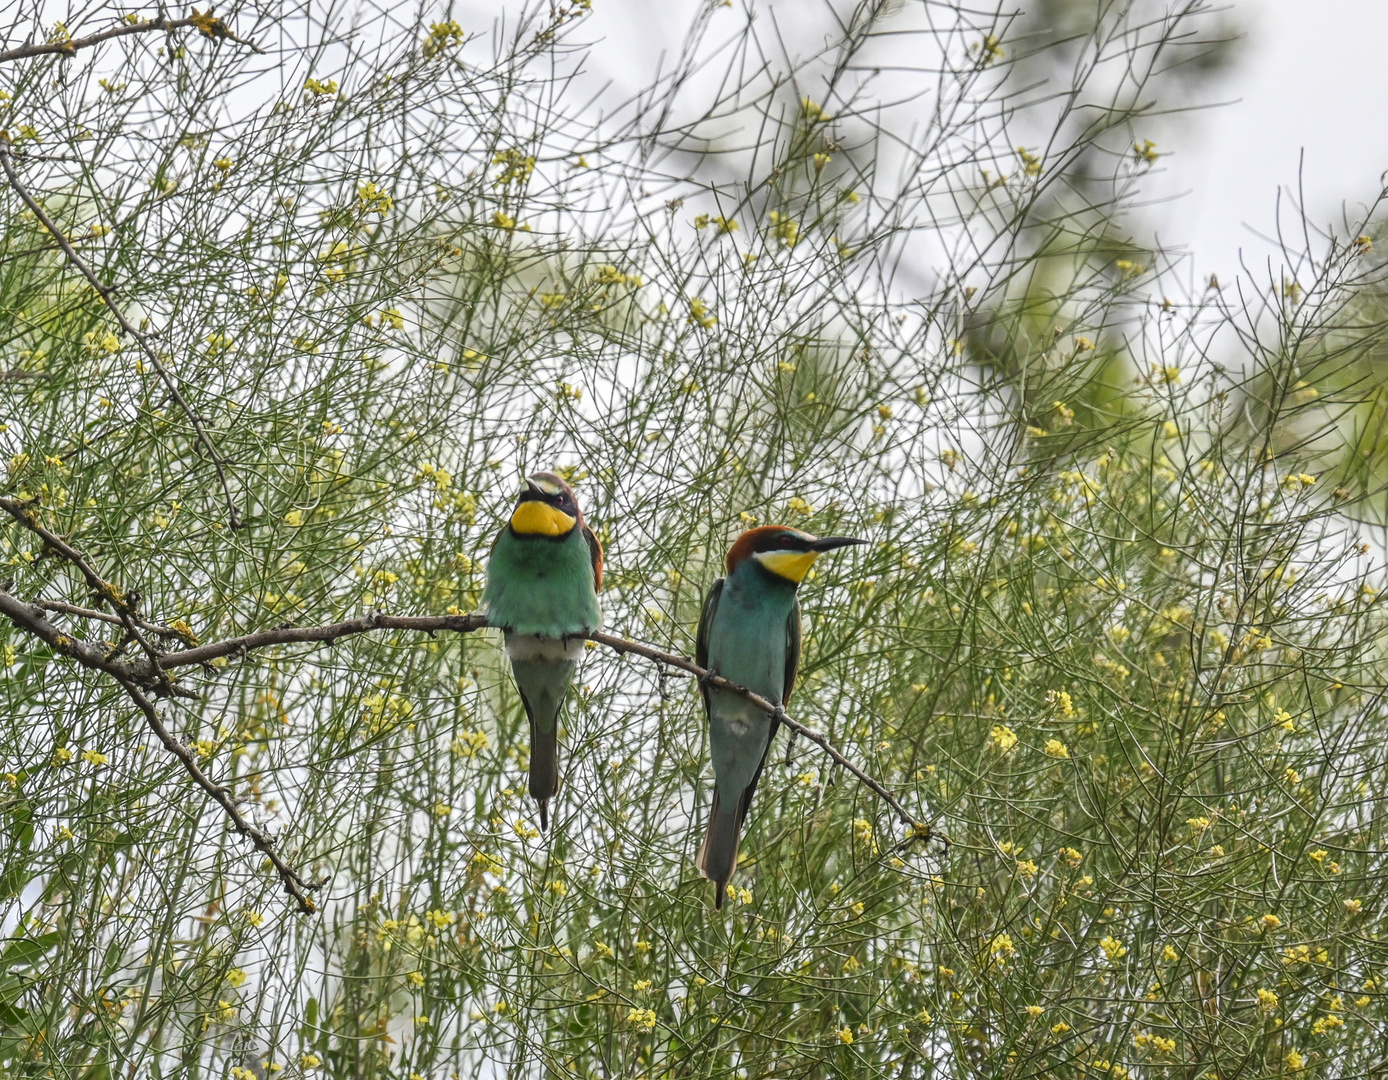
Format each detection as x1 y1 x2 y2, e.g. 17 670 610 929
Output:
811 536 868 552
522 477 545 499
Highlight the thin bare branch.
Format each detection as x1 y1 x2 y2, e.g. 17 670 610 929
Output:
0 13 264 64
158 612 489 668
34 597 193 640
586 630 936 838
150 613 935 836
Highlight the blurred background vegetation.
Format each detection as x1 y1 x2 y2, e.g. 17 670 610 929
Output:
3 0 1388 1077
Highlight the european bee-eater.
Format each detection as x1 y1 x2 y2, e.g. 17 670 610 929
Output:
695 525 866 908
482 472 603 831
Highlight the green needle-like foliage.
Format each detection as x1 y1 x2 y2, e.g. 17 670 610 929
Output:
1 2 1387 1077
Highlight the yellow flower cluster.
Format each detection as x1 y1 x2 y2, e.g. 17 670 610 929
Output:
1099 936 1127 962
423 19 465 57
768 210 800 248
687 298 717 329
1133 1031 1176 1054
492 149 536 187
989 725 1018 752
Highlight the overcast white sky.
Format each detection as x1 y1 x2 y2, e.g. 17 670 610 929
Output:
1122 0 1388 282
489 0 1388 290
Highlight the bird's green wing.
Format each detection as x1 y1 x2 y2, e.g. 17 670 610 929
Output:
783 597 802 706
696 577 724 711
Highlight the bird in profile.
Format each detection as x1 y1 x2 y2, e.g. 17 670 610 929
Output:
695 525 866 908
481 472 603 831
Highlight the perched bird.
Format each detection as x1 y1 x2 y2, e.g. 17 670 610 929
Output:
695 525 866 908
482 472 603 830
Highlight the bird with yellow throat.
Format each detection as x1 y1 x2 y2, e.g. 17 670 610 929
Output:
482 473 603 831
695 525 866 908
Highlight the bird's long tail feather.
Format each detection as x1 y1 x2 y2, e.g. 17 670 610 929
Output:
696 787 742 909
509 655 576 832
529 725 557 832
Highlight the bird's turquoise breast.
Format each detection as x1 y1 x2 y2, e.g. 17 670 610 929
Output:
483 528 601 638
706 568 796 701
704 565 798 797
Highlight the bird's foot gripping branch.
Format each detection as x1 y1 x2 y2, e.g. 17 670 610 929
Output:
0 504 940 912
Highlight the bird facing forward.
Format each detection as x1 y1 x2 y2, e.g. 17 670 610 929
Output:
482 472 603 830
695 525 866 908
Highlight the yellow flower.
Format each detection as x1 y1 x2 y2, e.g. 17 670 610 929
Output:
433 802 451 818
633 979 652 992
1044 739 1069 759
423 19 465 57
687 297 717 328
1285 1048 1304 1070
52 747 74 766
1133 1032 1176 1055
1309 849 1327 863
1051 1021 1071 1035
407 970 425 987
1343 898 1363 915
300 1053 322 1069
424 909 454 929
1024 1005 1044 1019
1257 988 1279 1011
1047 689 1075 717
1161 945 1179 962
836 1026 853 1045
1260 913 1282 931
628 1007 657 1033
81 749 108 767
989 725 1018 752
989 933 1016 960
768 210 800 247
1285 767 1302 785
1099 936 1127 962
225 968 248 987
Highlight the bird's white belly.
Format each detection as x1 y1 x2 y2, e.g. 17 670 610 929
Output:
505 633 585 662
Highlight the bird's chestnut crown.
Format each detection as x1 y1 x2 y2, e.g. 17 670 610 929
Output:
727 525 866 583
